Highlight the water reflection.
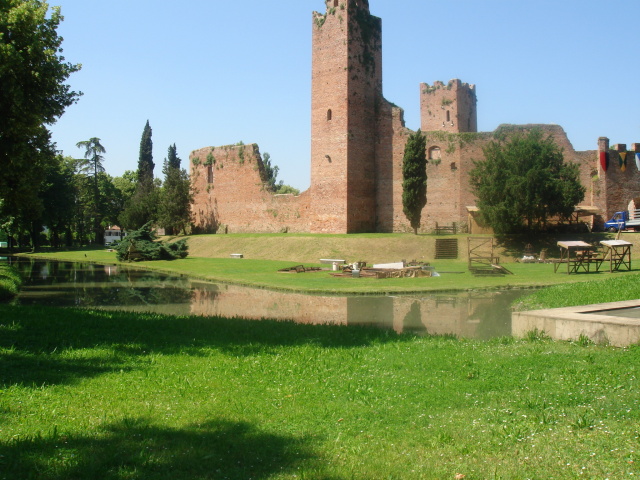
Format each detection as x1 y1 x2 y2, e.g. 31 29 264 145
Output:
3 257 528 340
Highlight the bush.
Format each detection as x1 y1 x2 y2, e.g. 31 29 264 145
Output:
115 223 188 262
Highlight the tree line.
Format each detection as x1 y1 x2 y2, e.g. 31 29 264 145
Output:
0 120 192 249
0 1 297 250
0 2 198 249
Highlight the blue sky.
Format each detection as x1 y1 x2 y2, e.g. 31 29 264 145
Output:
49 0 640 191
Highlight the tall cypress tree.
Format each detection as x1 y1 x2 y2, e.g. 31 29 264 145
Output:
119 120 158 230
167 143 180 170
158 144 192 235
402 130 428 235
138 120 154 186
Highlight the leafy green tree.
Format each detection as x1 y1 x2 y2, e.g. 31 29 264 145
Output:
275 184 300 195
469 128 586 234
97 173 125 228
76 138 106 179
76 138 106 243
112 170 137 213
158 145 192 235
261 152 299 195
0 1 81 226
41 155 76 248
119 187 159 231
402 130 428 234
262 152 279 191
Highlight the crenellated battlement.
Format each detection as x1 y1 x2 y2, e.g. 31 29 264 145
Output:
598 138 640 152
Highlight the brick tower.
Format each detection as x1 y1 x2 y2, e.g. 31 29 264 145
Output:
420 79 477 133
310 0 382 233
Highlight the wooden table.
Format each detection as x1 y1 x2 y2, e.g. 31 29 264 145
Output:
600 240 633 272
555 241 602 274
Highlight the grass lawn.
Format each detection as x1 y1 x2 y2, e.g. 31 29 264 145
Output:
1 304 639 479
516 273 640 311
18 246 640 295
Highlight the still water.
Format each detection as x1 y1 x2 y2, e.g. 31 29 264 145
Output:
2 257 531 340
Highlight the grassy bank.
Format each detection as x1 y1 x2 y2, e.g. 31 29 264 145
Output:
1 304 639 479
22 252 640 295
516 273 640 311
0 264 21 300
163 231 640 264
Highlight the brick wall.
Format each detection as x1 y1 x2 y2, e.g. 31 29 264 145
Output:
420 79 477 134
190 144 310 233
374 99 413 232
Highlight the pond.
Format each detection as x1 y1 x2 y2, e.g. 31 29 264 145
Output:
2 257 532 340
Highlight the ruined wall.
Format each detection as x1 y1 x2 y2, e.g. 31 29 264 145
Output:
190 144 310 233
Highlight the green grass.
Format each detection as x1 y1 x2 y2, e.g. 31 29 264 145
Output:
516 273 640 311
20 248 640 294
0 264 21 300
1 304 639 479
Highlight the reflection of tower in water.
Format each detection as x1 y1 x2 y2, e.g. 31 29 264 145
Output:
187 285 524 339
402 302 426 334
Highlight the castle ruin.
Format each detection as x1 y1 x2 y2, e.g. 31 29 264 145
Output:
191 0 640 234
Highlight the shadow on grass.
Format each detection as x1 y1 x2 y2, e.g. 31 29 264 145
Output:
0 350 130 389
0 417 335 480
0 304 414 388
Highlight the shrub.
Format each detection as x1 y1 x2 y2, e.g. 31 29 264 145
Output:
115 223 188 262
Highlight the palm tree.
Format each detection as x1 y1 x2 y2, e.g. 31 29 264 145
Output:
76 138 106 244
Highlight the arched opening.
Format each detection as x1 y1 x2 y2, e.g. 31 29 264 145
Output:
207 165 214 184
334 0 339 6
327 109 332 121
446 110 450 122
